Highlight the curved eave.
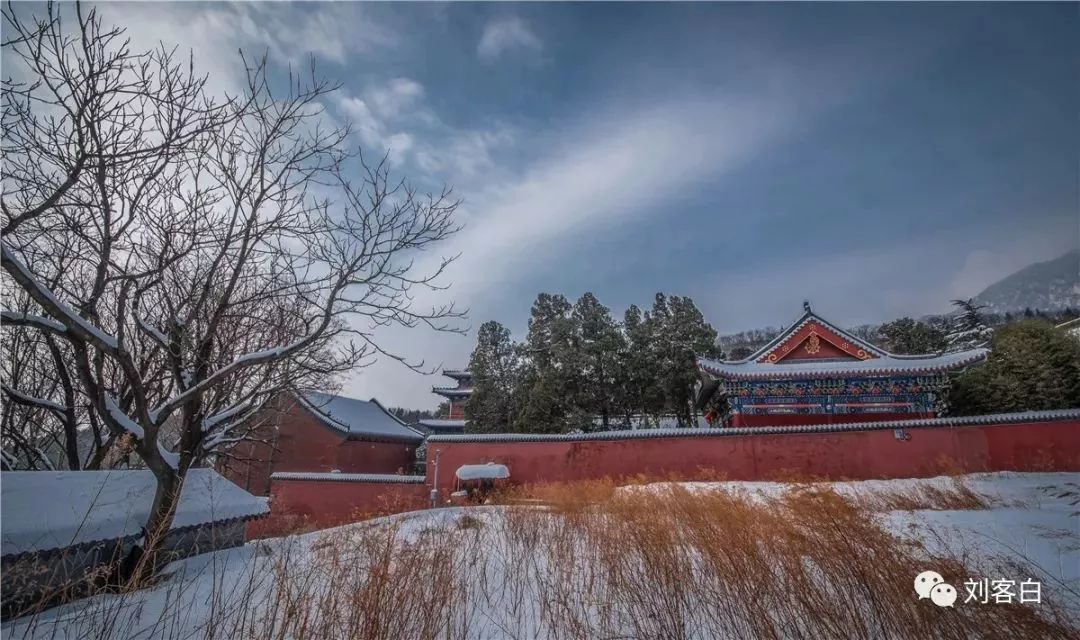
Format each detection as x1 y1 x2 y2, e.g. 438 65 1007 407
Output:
433 387 473 397
699 350 989 381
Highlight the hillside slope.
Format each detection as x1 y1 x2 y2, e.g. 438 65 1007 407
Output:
974 250 1079 313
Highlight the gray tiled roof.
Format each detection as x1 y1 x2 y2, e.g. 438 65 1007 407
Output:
699 348 989 380
299 392 424 443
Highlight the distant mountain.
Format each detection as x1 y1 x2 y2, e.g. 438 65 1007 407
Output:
973 250 1079 314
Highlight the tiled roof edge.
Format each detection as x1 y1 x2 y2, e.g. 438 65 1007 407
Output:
270 472 426 484
426 408 1080 444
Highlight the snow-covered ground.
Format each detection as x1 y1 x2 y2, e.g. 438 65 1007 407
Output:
626 472 1080 604
5 472 1077 639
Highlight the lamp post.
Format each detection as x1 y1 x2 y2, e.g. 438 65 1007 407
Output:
430 448 442 508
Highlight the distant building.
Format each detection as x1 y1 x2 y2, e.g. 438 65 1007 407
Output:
218 391 424 495
416 369 472 434
697 304 989 427
1 469 267 618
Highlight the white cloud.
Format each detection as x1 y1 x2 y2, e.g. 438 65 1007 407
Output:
477 16 543 63
89 3 396 99
369 78 426 118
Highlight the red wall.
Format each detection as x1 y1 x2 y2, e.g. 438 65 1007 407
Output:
425 418 1080 496
248 478 429 538
219 398 418 496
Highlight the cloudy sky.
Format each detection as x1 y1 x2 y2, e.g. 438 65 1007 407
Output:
26 3 1080 408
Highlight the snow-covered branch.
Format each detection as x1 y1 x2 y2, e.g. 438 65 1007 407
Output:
1 243 119 350
2 384 68 415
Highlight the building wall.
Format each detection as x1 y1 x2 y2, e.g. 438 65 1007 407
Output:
248 479 428 538
218 399 418 496
335 440 417 475
448 400 467 419
424 417 1080 496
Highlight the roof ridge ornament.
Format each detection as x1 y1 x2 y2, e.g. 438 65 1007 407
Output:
803 299 812 314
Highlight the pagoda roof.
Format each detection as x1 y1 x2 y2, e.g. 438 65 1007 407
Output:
700 305 989 380
433 386 473 398
441 369 472 380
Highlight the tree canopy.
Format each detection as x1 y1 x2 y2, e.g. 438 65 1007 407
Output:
948 321 1080 415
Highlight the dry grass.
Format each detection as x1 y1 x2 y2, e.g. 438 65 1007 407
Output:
7 479 1077 640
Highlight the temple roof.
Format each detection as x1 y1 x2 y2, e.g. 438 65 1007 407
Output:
433 386 474 397
299 392 424 443
442 369 472 380
700 306 989 380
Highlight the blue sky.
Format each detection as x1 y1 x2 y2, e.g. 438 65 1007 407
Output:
40 3 1080 407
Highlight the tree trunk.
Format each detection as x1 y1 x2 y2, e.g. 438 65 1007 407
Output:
118 466 182 585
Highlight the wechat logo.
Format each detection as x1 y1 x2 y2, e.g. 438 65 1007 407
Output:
915 570 957 608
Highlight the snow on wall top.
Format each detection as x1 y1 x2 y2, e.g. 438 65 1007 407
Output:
699 348 989 380
270 472 426 484
300 392 424 443
455 464 510 480
1 469 268 558
418 419 467 429
426 408 1080 443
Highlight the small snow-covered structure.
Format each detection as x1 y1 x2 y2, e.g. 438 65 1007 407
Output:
1 469 267 618
453 463 510 499
455 463 510 481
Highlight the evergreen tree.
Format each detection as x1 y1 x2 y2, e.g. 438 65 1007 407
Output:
948 320 1080 415
647 294 720 426
465 321 523 433
879 317 948 354
620 304 665 424
517 293 579 433
945 299 994 352
572 293 626 430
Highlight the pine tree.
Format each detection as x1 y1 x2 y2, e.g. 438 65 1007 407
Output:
620 304 665 425
517 293 578 433
945 299 994 352
465 321 523 433
948 320 1080 415
879 317 948 354
572 293 626 430
661 295 721 425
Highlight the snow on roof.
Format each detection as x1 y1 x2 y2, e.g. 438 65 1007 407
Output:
299 392 424 443
1 469 268 558
442 369 472 379
432 386 473 397
699 348 989 380
417 418 467 429
455 463 510 481
270 472 425 484
426 408 1080 444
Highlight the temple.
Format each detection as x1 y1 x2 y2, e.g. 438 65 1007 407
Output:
698 304 989 427
417 369 472 433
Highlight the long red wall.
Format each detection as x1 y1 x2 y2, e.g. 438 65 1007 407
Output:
425 418 1080 495
248 478 428 538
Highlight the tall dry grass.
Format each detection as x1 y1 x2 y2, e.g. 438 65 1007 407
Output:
6 478 1077 640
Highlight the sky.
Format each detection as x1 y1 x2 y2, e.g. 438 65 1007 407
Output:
14 2 1080 409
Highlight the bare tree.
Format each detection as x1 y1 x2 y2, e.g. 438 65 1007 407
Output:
2 3 462 579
